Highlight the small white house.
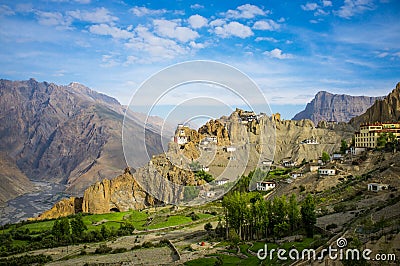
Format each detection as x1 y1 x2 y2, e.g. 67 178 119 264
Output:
283 160 296 168
174 136 188 145
318 168 336 176
332 153 343 160
202 166 210 172
301 138 318 144
206 191 216 197
262 160 273 166
368 183 389 192
256 181 276 191
215 178 229 186
291 172 303 179
351 147 366 155
225 146 236 152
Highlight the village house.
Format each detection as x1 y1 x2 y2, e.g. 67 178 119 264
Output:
306 162 320 172
225 146 236 152
173 124 189 145
301 137 318 144
256 181 276 191
318 168 336 176
215 178 229 186
282 159 296 168
332 153 343 161
367 183 389 192
291 172 303 179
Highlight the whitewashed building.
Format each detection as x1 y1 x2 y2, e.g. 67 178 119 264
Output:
368 183 389 192
256 181 276 191
318 168 336 176
215 178 229 186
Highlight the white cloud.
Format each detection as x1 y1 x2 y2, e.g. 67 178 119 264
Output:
335 0 375 19
0 5 15 16
253 20 280 31
376 52 388 58
189 41 207 49
123 55 138 66
190 4 204 9
225 4 267 19
209 19 225 27
301 2 319 11
323 0 333 7
188 14 208 29
125 25 188 61
153 19 199 43
67 7 118 24
89 24 134 39
214 21 253 38
263 48 293 59
255 37 279 43
35 11 72 29
129 6 167 17
101 54 119 68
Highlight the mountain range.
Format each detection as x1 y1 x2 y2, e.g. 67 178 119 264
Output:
0 79 171 204
292 91 383 124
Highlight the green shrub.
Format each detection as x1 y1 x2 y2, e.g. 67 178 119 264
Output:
95 244 112 254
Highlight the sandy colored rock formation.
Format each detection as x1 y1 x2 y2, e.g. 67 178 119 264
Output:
350 82 400 127
32 197 83 220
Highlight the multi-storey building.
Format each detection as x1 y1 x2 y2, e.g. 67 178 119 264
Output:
354 122 400 148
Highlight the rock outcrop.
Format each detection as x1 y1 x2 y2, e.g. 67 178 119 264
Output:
33 197 83 220
350 82 400 127
293 91 382 124
82 168 155 214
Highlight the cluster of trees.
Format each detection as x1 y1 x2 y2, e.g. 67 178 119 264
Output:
377 132 398 151
219 192 316 242
0 214 136 257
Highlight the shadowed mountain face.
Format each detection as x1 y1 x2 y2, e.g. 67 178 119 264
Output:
292 91 383 125
0 79 170 201
350 83 400 127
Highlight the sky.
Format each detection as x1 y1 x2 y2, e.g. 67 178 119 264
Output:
0 0 399 120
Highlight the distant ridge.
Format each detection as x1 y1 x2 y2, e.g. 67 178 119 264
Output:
292 91 383 125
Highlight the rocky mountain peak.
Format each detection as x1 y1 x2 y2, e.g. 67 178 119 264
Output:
293 90 383 125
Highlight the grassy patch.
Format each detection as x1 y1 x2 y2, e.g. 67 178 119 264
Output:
148 215 192 229
184 257 218 266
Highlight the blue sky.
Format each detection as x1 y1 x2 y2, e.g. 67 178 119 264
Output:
0 0 399 119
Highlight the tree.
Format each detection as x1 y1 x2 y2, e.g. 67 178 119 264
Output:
204 222 213 232
52 217 71 242
183 186 199 201
71 214 87 239
288 194 300 232
321 151 330 164
195 170 214 183
377 133 388 148
340 140 348 154
301 193 316 238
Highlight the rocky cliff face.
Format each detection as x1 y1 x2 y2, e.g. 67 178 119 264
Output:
0 153 34 203
33 197 83 220
293 91 382 124
0 79 168 201
350 83 400 127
